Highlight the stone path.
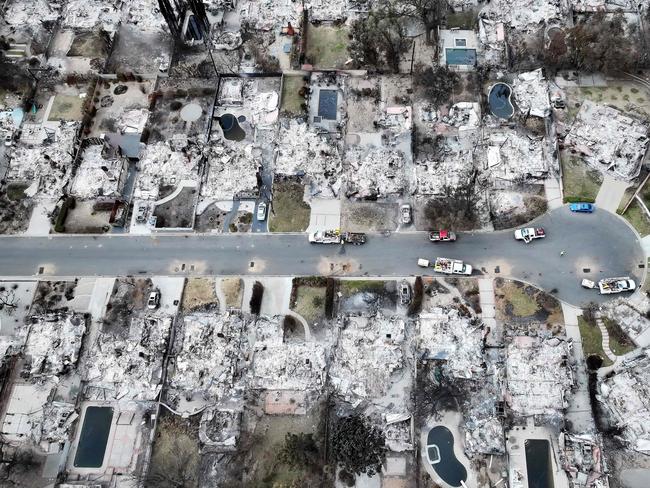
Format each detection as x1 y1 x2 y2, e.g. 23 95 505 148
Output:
595 314 617 363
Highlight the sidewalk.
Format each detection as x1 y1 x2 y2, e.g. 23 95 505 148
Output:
595 175 629 213
544 178 563 210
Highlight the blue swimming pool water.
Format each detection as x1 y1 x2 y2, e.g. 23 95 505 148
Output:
445 48 477 66
218 113 246 141
489 83 514 119
318 89 338 120
73 406 113 468
427 426 468 487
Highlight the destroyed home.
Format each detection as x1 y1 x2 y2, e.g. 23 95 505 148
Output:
70 142 128 199
506 336 573 417
564 100 649 180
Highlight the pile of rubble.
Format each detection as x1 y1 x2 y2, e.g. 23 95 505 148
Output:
506 336 573 417
199 406 241 452
239 0 303 30
60 0 122 32
480 0 561 29
418 308 484 379
3 0 60 27
70 143 128 199
201 143 259 201
483 130 549 184
134 141 203 200
478 17 506 66
84 316 171 400
512 69 550 118
598 351 650 452
601 298 649 347
345 146 409 199
276 119 342 197
124 0 167 31
170 312 245 400
329 314 405 403
559 432 607 487
7 122 78 198
415 151 474 195
564 100 649 180
23 312 86 377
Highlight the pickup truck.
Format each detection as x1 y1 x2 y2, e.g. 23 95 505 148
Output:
308 230 366 245
429 230 456 242
598 277 636 295
418 257 472 275
514 227 545 243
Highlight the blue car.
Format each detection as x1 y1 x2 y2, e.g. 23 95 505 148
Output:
569 202 594 213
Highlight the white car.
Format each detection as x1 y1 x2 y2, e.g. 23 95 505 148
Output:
256 202 267 221
4 132 12 147
147 290 160 309
401 204 411 224
514 227 545 243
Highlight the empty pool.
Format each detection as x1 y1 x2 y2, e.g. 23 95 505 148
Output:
74 406 113 468
426 426 467 487
318 89 338 120
525 439 555 488
218 113 246 141
489 83 514 119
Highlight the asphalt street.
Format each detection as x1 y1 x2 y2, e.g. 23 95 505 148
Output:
0 207 644 306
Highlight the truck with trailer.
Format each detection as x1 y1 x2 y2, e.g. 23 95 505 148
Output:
418 257 472 275
308 230 367 245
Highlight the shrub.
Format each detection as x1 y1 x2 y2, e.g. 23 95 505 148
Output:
250 281 264 315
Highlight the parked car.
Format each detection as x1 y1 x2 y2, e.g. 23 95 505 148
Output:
569 202 594 213
147 290 160 309
399 280 411 305
257 202 267 221
514 227 545 243
400 204 411 224
429 230 457 242
3 132 12 147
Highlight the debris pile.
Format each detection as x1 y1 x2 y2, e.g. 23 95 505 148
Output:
512 69 550 118
84 316 171 400
201 143 259 201
23 313 86 377
199 406 241 452
506 336 573 417
559 432 607 487
601 298 650 346
70 143 128 199
418 308 484 379
415 151 474 195
483 130 549 183
3 0 60 27
276 119 342 197
564 100 649 180
329 314 405 402
135 141 203 200
61 0 121 32
7 122 78 198
598 351 650 452
170 312 245 400
345 146 409 199
480 0 561 29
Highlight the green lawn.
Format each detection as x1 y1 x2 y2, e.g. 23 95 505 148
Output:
340 279 386 296
292 285 326 324
578 317 613 367
281 75 306 115
622 201 650 237
561 155 602 203
305 25 349 69
269 181 311 232
603 318 636 356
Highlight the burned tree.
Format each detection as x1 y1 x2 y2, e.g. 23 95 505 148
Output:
413 63 459 107
0 286 19 315
348 6 410 73
399 0 445 44
331 415 385 476
249 281 264 315
279 432 321 470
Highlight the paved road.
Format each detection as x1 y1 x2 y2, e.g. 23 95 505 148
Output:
0 207 644 306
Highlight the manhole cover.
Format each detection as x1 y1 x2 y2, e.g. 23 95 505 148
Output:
180 103 202 122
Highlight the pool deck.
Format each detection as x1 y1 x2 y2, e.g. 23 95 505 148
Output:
506 419 570 488
420 410 477 488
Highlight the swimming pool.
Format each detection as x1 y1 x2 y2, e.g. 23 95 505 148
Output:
218 113 246 141
445 48 477 67
525 439 555 488
426 426 468 487
73 406 114 468
488 83 514 119
318 89 338 120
